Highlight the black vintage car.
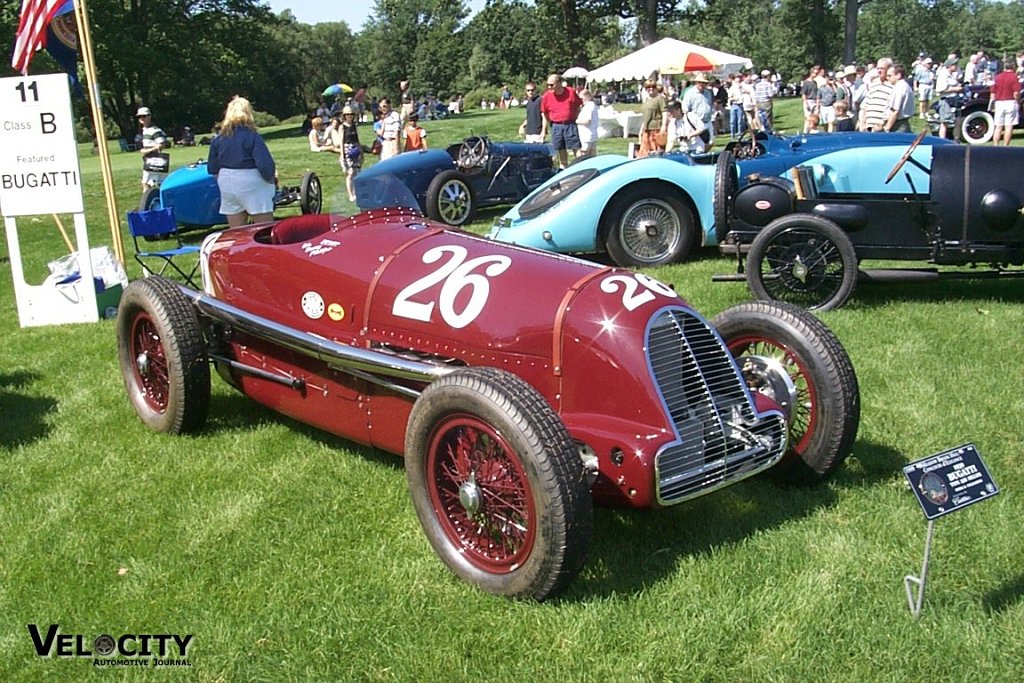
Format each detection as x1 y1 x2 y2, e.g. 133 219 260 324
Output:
928 82 1024 144
714 133 1024 310
353 136 556 227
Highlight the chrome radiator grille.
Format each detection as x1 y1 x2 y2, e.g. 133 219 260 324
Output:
647 309 787 505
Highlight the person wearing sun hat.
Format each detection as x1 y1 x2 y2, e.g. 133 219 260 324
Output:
682 72 715 145
754 68 776 130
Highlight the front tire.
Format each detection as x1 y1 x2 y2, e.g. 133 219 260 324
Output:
713 149 738 244
712 301 860 482
117 276 210 434
405 368 592 600
139 186 161 212
960 109 994 145
601 186 696 267
747 214 858 311
300 172 322 214
425 170 477 226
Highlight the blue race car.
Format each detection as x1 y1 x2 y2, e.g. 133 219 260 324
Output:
354 136 556 227
140 161 322 230
488 131 953 267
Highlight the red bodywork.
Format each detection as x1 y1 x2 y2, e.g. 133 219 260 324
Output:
200 210 786 508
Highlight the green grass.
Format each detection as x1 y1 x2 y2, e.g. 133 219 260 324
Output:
2 99 1023 681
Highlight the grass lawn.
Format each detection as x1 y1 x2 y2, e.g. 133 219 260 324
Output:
1 98 1022 681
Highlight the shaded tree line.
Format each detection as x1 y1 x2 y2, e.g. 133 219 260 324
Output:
3 0 1024 138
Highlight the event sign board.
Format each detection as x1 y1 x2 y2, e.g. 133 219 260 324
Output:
0 73 97 327
0 73 84 216
902 443 998 521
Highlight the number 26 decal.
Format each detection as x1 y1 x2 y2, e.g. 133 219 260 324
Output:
393 245 512 328
600 273 676 311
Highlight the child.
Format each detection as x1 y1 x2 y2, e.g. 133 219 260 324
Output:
403 112 428 152
834 101 855 132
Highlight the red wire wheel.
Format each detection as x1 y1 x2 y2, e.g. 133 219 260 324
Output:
405 368 592 600
425 414 537 572
128 311 171 414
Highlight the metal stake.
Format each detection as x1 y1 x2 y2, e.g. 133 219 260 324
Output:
904 519 935 618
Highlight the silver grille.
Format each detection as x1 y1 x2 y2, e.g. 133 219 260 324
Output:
647 308 787 505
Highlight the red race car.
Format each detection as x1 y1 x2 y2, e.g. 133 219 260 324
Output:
117 207 859 600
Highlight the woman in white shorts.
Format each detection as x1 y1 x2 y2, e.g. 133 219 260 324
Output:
207 96 277 227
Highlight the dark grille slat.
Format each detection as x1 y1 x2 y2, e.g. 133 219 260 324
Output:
647 309 788 505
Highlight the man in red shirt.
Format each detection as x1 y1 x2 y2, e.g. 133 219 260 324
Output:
540 73 583 168
991 59 1021 146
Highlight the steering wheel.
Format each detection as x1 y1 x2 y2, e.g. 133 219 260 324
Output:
884 128 928 184
730 128 763 161
457 137 487 169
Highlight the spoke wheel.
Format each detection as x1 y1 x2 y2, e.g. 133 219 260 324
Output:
300 172 322 214
712 301 860 482
603 186 695 267
426 170 477 226
747 214 858 311
426 415 536 573
405 368 592 600
117 276 210 434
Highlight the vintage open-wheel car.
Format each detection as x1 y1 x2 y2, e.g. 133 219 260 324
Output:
714 130 1024 310
117 193 860 600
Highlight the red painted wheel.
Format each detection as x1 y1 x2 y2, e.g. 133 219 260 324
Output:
405 368 592 600
712 301 859 482
425 414 537 573
117 276 210 434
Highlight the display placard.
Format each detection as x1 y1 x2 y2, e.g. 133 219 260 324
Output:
902 444 998 521
0 74 84 217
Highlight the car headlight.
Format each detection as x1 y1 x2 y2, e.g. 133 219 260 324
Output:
518 168 600 219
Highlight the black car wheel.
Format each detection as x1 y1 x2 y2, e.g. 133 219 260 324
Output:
712 300 860 482
602 186 696 267
300 172 322 214
405 368 592 601
747 214 858 311
713 149 738 243
960 110 994 145
426 170 477 226
117 276 210 434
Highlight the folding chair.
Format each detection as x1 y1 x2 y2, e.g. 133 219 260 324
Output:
126 207 201 287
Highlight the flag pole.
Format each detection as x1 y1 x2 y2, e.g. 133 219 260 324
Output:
73 0 125 265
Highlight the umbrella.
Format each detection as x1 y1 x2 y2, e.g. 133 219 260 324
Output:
562 66 589 79
661 52 716 75
322 83 353 97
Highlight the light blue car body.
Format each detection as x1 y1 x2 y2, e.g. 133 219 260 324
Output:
488 132 952 260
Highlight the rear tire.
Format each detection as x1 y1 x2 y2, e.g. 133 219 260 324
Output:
117 276 210 434
713 149 738 244
405 367 592 600
712 300 859 482
960 109 994 145
601 186 696 267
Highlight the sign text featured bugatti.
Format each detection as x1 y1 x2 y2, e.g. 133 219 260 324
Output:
27 624 193 667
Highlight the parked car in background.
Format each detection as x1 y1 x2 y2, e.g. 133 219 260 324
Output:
488 132 951 267
927 82 1024 144
140 160 321 231
715 131 1024 310
354 136 556 227
116 196 859 600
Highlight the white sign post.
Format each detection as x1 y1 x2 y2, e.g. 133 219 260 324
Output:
0 73 96 327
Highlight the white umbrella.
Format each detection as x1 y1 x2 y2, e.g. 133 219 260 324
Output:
563 66 590 79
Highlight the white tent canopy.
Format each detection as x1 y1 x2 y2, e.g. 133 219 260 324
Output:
586 38 753 83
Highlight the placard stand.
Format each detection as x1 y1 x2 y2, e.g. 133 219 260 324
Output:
904 519 935 619
901 443 999 618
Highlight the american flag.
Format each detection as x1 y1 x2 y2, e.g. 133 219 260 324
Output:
11 0 72 75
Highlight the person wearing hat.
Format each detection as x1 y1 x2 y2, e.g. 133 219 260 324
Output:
206 96 277 227
934 59 963 138
754 69 776 130
914 57 936 119
681 73 714 145
136 106 169 192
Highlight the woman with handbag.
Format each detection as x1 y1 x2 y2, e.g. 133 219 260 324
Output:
207 96 277 228
331 107 362 202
